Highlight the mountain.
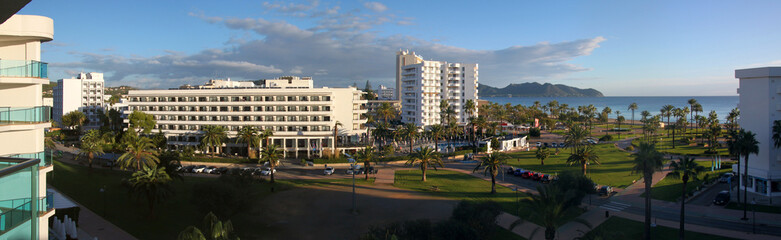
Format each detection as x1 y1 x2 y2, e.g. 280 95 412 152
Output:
478 82 604 97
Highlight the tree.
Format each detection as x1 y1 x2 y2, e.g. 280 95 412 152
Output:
235 126 259 159
62 110 88 131
687 98 698 131
564 124 590 154
118 136 160 170
354 146 375 180
128 111 156 134
601 107 612 132
127 166 172 218
734 130 759 220
201 125 227 157
628 102 638 127
616 115 625 139
426 125 446 153
261 144 282 183
473 153 507 194
773 120 781 149
406 146 443 182
511 185 590 240
152 129 167 150
177 212 238 240
631 142 664 240
333 121 343 157
157 150 184 181
536 146 551 166
661 105 674 136
259 128 274 156
77 130 104 169
667 156 706 239
376 102 397 123
567 146 600 175
401 123 419 153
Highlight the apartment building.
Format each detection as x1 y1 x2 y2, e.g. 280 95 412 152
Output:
735 67 781 203
0 14 56 239
377 85 395 100
53 72 106 129
125 77 368 158
396 50 479 127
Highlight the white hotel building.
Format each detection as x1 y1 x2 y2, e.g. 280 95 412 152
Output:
125 76 368 158
53 72 106 129
396 50 479 127
735 67 781 203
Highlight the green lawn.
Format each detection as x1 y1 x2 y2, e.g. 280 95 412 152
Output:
48 160 290 239
649 161 729 202
489 225 526 240
632 131 730 157
286 177 376 187
393 169 583 226
505 144 639 188
584 216 738 239
594 123 643 130
725 202 781 214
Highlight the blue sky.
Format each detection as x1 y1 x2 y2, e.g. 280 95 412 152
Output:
18 0 781 96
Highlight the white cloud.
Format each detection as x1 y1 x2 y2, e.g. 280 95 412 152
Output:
363 2 387 12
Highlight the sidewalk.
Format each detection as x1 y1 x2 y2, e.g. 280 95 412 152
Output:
49 188 138 240
494 212 546 240
614 211 781 240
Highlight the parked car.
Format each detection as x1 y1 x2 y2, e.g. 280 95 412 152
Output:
719 173 735 183
324 167 335 175
522 171 534 179
260 167 277 176
506 167 516 174
193 165 208 173
541 174 557 183
204 166 219 174
532 173 543 181
216 167 228 174
513 169 526 176
713 190 730 205
543 142 549 147
559 143 566 148
182 165 195 173
599 186 613 196
536 142 542 147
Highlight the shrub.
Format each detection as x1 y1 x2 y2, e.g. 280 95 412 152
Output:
721 161 734 170
624 145 634 151
599 134 613 141
529 128 541 137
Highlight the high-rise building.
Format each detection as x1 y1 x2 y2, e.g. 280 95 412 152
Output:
53 72 106 130
0 14 55 239
735 67 781 202
396 50 479 127
125 76 368 158
376 85 395 100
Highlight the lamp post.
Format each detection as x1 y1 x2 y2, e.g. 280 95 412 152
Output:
752 198 756 234
346 154 357 215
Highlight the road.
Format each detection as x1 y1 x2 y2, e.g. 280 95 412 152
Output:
689 181 731 206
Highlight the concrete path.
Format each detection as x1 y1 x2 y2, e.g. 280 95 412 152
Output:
494 212 546 240
374 167 396 184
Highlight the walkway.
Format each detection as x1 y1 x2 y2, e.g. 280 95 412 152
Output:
48 188 137 240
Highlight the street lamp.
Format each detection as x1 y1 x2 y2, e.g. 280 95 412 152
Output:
348 156 357 215
752 198 756 234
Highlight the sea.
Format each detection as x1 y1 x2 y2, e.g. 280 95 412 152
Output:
482 96 739 122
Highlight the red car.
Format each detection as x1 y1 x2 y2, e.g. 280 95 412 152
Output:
532 173 543 181
522 171 534 179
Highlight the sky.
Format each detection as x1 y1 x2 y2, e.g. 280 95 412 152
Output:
17 0 781 96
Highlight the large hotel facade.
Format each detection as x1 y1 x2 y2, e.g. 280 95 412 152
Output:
396 50 479 127
125 76 368 158
0 14 56 239
53 72 106 130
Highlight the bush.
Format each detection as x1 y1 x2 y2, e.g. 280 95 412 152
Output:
555 172 596 207
624 145 634 151
721 161 734 170
313 157 349 164
191 172 256 217
599 134 613 141
529 128 541 137
361 200 500 240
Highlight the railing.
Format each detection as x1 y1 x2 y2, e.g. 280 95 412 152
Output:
0 60 48 78
0 157 41 235
0 106 51 125
8 150 53 167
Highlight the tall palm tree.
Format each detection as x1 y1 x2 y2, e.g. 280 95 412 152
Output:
687 98 698 131
692 103 703 134
261 144 282 183
773 120 781 149
201 125 227 157
616 115 625 139
567 146 600 175
601 107 612 133
128 166 172 218
118 136 160 170
536 146 550 166
464 99 477 118
78 129 104 169
427 124 446 153
510 185 590 240
177 212 239 240
235 126 259 159
473 153 507 194
631 142 664 240
332 121 342 157
354 146 375 180
401 123 419 153
661 105 675 136
376 102 397 123
734 130 759 220
628 102 638 127
406 146 443 182
668 155 706 239
259 128 274 156
564 124 590 154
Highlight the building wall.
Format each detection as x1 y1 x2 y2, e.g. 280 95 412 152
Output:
54 72 105 129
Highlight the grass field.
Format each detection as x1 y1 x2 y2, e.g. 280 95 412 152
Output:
489 225 526 240
394 169 584 226
632 131 730 157
649 161 730 202
584 216 737 239
504 144 640 188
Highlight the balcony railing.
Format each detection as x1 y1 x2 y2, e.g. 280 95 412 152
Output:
0 106 51 125
8 150 53 167
0 157 42 236
0 60 48 78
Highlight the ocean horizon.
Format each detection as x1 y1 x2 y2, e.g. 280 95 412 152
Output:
482 96 738 122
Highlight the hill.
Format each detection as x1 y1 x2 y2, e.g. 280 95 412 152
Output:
478 82 603 97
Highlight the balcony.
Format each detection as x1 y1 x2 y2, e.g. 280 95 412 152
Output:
0 60 48 79
0 106 51 125
8 150 53 168
0 157 51 237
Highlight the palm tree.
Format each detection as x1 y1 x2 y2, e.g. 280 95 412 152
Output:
426 124 446 153
601 107 612 133
201 125 227 157
473 153 507 194
178 212 238 240
511 185 590 240
616 115 625 139
567 145 600 175
118 136 160 170
401 123 419 153
629 102 638 127
464 99 477 118
235 126 259 159
661 105 675 136
688 98 698 131
376 102 397 123
128 166 172 218
77 130 104 169
354 146 375 180
773 120 781 149
536 146 551 166
406 146 443 182
734 130 759 220
260 144 282 183
564 124 590 154
332 121 343 157
667 155 706 239
631 142 664 240
692 103 703 133
259 128 274 157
